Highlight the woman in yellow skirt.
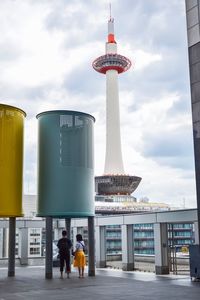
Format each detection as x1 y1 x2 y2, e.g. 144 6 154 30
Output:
73 234 86 278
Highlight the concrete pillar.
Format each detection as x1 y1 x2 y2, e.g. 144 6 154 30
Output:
121 224 134 271
95 226 106 268
3 228 8 258
65 218 71 238
8 217 16 277
73 227 77 249
65 218 71 271
19 227 29 265
154 223 169 275
88 216 95 276
2 228 9 258
194 221 200 245
0 228 3 258
45 217 53 279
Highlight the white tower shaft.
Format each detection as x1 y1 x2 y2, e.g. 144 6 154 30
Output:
104 41 125 175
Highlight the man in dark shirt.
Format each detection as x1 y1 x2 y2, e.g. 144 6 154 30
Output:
57 230 72 278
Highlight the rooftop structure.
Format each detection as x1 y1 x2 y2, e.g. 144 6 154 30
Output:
22 195 170 218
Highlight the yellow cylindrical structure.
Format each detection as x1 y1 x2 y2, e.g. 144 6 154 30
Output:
0 104 26 217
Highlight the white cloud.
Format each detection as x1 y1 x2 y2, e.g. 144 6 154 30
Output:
120 46 162 71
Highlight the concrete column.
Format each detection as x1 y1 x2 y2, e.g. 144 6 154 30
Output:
88 216 95 276
95 226 106 268
194 221 200 245
3 228 8 258
65 218 71 238
0 228 3 258
8 217 16 277
3 228 9 258
45 217 53 279
65 218 71 271
73 227 77 249
19 227 29 265
121 224 134 271
154 223 169 275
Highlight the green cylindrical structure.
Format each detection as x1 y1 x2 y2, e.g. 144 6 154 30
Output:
36 110 95 217
0 104 26 217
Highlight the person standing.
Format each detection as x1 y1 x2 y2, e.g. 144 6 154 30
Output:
73 234 86 278
57 230 72 278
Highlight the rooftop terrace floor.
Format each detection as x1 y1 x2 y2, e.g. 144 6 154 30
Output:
0 266 200 300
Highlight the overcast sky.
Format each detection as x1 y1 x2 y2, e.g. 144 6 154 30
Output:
0 0 196 208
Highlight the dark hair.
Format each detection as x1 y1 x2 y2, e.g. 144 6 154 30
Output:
62 230 67 236
76 234 83 242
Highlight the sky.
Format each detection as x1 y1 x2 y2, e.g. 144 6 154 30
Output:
0 0 196 208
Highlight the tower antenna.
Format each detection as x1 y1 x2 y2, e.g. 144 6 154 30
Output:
109 3 112 21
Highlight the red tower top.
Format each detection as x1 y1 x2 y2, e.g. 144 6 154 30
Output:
107 17 116 43
92 15 132 74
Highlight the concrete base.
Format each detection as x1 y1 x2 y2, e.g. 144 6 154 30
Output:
45 273 53 279
96 261 106 268
122 263 134 271
8 271 15 277
88 269 95 276
155 266 169 275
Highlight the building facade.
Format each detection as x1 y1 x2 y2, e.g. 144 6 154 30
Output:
0 194 195 259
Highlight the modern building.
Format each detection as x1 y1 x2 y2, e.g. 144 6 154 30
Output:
185 0 200 245
0 195 194 259
106 223 194 255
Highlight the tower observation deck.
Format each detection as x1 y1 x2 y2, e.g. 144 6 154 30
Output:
93 16 141 196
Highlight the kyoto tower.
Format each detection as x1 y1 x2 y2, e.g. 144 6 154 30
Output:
93 13 141 197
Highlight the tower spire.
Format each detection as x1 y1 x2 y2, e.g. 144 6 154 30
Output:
108 3 116 43
109 3 112 21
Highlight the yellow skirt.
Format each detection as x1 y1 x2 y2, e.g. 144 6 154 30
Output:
73 250 86 268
